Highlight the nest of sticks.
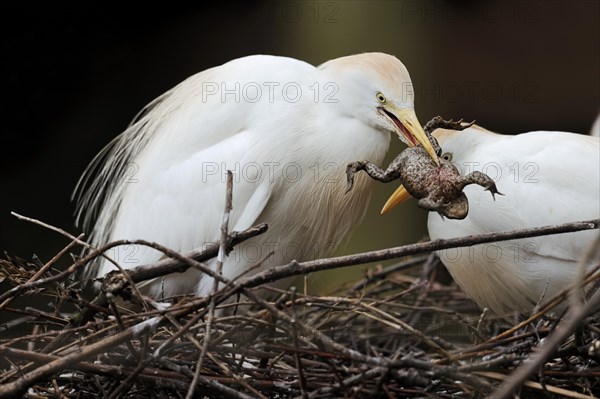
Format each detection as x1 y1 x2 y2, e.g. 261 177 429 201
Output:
0 211 599 399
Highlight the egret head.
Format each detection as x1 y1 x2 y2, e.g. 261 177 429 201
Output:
319 53 439 164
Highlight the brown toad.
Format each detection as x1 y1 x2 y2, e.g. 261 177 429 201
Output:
346 117 502 219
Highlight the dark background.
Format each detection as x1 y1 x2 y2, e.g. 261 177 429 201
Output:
1 1 598 293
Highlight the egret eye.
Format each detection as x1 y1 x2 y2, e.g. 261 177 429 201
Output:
376 92 387 104
441 152 453 161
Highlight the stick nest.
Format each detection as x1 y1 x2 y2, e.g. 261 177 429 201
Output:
1 244 599 399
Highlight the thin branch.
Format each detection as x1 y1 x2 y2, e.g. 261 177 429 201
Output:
10 212 90 248
238 219 599 289
125 223 268 284
290 287 308 399
186 170 233 399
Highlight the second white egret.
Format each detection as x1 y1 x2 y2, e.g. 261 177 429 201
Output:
383 125 599 316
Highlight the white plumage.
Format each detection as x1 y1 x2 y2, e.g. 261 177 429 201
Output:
74 53 438 300
590 113 600 137
425 126 599 315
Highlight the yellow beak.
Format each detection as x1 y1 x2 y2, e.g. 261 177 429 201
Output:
388 107 439 166
381 184 410 214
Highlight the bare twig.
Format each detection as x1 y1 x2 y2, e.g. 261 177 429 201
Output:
10 212 90 248
239 219 599 289
125 223 268 284
186 171 234 399
290 287 308 399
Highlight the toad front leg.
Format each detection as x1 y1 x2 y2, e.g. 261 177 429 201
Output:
457 171 504 200
346 154 404 193
422 116 476 157
416 197 446 212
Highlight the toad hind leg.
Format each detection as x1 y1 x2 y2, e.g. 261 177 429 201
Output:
458 171 504 200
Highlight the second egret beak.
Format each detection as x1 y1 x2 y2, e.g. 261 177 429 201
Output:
381 184 411 214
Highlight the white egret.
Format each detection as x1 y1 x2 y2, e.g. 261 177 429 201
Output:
383 125 599 315
74 53 439 300
590 113 599 137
